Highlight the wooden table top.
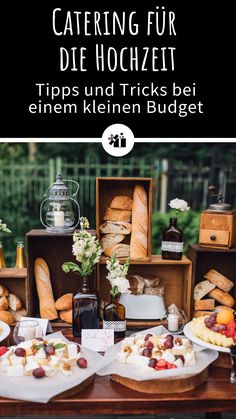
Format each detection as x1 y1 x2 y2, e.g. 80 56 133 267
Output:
0 328 235 416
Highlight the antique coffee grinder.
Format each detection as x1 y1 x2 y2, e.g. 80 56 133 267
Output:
199 179 236 249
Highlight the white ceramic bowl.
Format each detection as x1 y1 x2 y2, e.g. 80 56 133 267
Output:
119 294 166 320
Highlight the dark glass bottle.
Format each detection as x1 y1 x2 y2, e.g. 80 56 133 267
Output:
73 276 99 337
103 294 126 339
162 217 183 260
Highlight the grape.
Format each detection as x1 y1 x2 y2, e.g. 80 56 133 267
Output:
165 335 174 341
36 337 44 342
164 339 173 349
148 358 157 368
144 334 153 341
15 348 26 357
77 358 88 368
45 345 55 355
144 340 154 349
33 367 45 378
211 326 220 332
142 348 152 358
217 324 227 331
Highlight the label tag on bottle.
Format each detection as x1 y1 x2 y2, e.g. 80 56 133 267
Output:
81 329 114 352
103 320 126 332
161 241 183 253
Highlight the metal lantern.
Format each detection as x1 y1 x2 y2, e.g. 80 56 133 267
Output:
40 173 80 233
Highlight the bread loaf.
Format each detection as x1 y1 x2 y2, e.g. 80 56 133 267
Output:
99 221 132 235
8 293 23 311
100 233 125 251
214 305 235 313
103 207 132 222
128 275 145 295
9 307 27 322
204 269 234 293
104 244 130 258
0 296 8 311
194 299 215 311
144 282 164 296
208 288 235 308
0 310 15 325
143 275 160 288
110 195 133 211
0 285 9 297
55 293 73 311
193 311 215 318
59 309 72 324
34 258 58 320
194 280 216 300
130 185 148 259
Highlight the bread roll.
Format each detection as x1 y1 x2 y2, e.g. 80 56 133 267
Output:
208 288 235 308
100 233 125 251
8 293 23 311
0 296 8 311
0 284 9 297
0 310 15 325
9 307 27 322
214 305 235 313
204 269 234 293
34 258 58 320
128 275 145 295
194 299 215 311
194 280 216 300
99 221 132 235
110 195 133 211
103 207 132 222
194 311 214 318
59 309 72 324
104 244 130 258
55 293 72 311
130 185 148 259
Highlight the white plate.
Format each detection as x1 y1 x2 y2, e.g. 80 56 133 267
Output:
183 321 230 354
0 320 10 343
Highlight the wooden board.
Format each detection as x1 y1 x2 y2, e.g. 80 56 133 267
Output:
52 375 94 400
112 367 209 394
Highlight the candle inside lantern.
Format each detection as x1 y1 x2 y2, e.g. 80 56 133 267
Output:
24 325 36 341
168 313 179 332
54 210 65 227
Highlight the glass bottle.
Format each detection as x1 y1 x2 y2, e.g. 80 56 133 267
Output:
162 217 183 260
103 294 126 339
0 242 6 268
73 276 99 337
15 241 27 268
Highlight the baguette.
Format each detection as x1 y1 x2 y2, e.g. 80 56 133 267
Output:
208 288 235 308
59 309 72 324
0 296 8 311
100 233 125 251
194 299 215 311
99 221 132 235
110 195 133 211
103 207 132 222
0 310 15 325
204 269 234 293
130 185 148 259
104 244 130 258
34 258 58 320
55 293 73 311
8 293 23 311
194 280 216 300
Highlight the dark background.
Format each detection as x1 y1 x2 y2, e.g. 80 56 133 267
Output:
0 0 234 138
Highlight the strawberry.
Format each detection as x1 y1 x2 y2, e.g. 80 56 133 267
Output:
227 320 236 330
225 328 235 338
156 359 167 368
170 364 177 369
0 346 8 356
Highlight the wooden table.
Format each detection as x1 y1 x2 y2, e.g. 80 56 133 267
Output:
0 328 235 418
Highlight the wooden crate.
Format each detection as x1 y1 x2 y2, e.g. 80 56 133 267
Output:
96 177 152 261
26 230 96 319
98 255 192 328
0 268 29 315
187 244 236 315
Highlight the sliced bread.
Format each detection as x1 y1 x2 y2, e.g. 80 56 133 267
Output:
194 280 216 301
104 244 130 258
100 233 125 251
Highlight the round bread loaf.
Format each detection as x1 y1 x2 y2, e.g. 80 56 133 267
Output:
55 293 72 311
59 309 72 324
0 285 9 297
0 310 15 325
208 288 235 308
0 296 9 311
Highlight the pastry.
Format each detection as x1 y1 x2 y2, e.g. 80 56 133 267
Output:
55 293 72 311
208 288 235 308
103 207 132 222
104 244 130 258
0 296 9 311
130 184 148 259
59 309 72 324
0 310 15 325
9 307 27 322
8 293 23 311
34 258 58 320
204 269 234 293
110 195 133 211
194 299 215 311
194 280 216 300
100 233 126 251
99 221 132 235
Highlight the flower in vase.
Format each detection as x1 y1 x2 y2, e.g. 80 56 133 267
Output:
106 253 130 297
169 198 190 214
0 219 11 233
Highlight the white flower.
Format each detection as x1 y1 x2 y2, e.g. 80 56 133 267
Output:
112 277 131 294
106 254 130 295
169 198 190 212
